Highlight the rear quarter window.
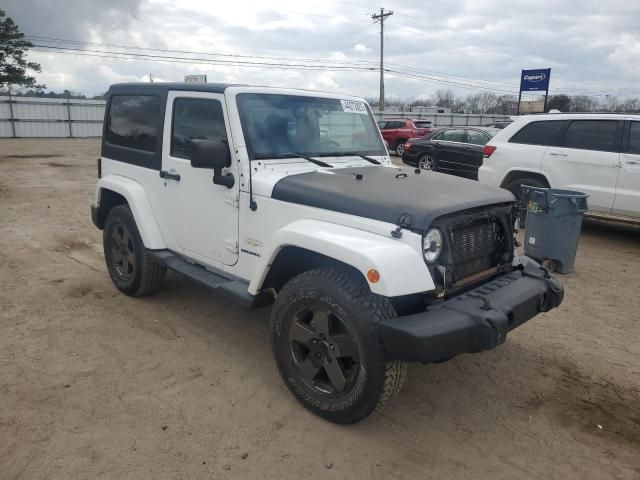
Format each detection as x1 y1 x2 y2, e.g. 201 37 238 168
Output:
106 95 160 152
509 120 566 146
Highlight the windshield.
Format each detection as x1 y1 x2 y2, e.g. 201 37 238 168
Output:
237 93 386 160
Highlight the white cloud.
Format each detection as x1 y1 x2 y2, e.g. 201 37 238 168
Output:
353 44 371 54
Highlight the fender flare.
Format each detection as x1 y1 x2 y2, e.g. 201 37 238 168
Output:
248 219 435 297
95 175 167 249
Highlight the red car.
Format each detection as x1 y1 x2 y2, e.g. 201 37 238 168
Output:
377 119 436 156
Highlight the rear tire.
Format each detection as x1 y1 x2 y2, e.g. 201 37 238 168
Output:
270 267 407 424
395 140 406 156
103 205 166 297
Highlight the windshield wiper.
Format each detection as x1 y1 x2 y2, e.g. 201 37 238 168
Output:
353 153 381 165
269 152 334 168
320 151 381 165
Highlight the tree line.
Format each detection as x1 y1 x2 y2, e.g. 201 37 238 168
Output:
0 87 105 100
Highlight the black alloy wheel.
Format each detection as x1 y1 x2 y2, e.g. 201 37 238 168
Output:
288 307 359 396
110 223 136 281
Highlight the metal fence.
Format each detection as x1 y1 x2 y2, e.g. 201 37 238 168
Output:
0 96 511 139
375 110 511 127
0 96 105 138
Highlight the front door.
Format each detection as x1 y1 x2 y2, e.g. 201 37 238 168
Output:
160 91 239 266
613 120 640 218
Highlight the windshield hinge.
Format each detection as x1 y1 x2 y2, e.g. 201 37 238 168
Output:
225 191 239 208
224 239 239 254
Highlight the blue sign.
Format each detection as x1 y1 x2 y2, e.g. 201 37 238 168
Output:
520 68 551 91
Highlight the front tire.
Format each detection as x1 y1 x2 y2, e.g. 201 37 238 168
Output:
395 140 406 156
103 205 166 296
270 267 407 424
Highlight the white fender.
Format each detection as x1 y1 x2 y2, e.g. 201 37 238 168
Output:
95 175 166 249
249 219 435 297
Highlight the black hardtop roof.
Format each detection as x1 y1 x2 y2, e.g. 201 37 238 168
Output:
107 82 245 94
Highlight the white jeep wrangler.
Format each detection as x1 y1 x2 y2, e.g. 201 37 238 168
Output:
91 83 564 424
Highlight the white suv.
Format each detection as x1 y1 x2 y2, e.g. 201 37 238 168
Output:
478 113 640 222
91 83 563 423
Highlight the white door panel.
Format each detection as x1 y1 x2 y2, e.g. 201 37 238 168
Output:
160 91 239 266
542 147 619 212
613 153 640 217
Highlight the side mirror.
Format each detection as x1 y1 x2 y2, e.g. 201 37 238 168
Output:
190 139 235 188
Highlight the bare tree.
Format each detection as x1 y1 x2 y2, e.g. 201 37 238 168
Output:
570 95 597 112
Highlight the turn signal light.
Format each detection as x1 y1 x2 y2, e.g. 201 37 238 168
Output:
367 269 380 284
483 145 497 158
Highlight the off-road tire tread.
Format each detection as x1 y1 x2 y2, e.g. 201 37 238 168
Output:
375 358 408 414
272 266 407 422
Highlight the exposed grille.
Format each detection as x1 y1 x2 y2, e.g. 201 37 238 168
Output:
451 220 499 280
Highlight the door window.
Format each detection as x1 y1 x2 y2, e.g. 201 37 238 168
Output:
171 98 228 159
466 130 490 145
563 120 619 152
629 122 640 154
509 120 565 146
439 129 465 142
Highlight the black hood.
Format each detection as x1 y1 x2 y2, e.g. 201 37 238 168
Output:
271 166 514 230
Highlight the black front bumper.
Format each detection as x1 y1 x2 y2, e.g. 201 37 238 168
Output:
378 259 564 363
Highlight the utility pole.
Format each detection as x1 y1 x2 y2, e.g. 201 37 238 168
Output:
372 8 393 115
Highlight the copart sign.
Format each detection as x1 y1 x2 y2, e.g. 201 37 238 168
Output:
520 68 551 91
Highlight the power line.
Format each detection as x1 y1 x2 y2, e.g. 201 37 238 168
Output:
30 44 377 72
26 35 639 99
25 35 379 67
386 69 519 94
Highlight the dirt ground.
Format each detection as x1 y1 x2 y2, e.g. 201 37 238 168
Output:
0 138 639 480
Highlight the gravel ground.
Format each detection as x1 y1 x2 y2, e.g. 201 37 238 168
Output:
1 138 639 480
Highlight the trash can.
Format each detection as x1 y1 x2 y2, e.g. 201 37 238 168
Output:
521 186 589 274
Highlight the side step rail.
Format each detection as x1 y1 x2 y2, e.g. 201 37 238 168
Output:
149 250 272 308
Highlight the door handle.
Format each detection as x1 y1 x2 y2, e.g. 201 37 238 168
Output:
548 152 568 157
159 170 181 181
627 160 639 165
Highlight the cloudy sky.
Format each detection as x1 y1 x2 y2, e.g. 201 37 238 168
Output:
4 0 640 101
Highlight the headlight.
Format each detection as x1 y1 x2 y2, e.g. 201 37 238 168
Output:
423 228 443 264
